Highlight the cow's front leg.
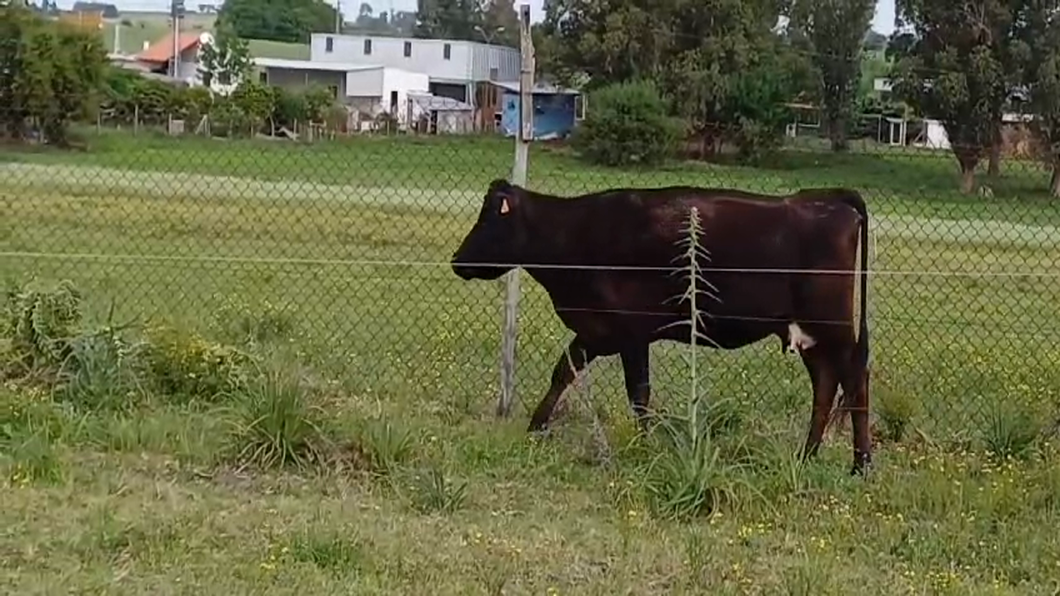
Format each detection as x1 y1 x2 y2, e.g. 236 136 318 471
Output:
619 342 652 431
527 337 597 432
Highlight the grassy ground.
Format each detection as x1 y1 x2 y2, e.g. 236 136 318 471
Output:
2 131 1060 594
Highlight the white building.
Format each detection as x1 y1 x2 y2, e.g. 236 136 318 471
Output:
308 34 520 106
254 57 472 132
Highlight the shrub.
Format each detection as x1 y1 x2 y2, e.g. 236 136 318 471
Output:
139 322 253 403
571 79 683 167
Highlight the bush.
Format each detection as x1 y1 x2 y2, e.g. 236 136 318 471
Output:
0 5 108 145
571 79 683 167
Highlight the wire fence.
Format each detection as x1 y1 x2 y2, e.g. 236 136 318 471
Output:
2 108 1060 447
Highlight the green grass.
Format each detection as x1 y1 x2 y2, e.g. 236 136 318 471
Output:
2 130 1060 593
246 39 312 60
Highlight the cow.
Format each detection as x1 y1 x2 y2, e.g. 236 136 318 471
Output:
450 179 872 475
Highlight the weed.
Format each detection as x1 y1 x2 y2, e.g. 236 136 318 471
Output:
287 529 366 575
1 278 83 380
55 329 144 413
357 418 415 476
982 402 1042 461
875 384 921 443
140 322 253 403
212 296 298 346
224 360 331 471
405 466 469 514
634 207 758 520
4 429 65 486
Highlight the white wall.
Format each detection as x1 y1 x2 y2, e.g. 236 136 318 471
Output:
344 67 430 127
382 69 430 114
345 68 385 96
310 34 519 83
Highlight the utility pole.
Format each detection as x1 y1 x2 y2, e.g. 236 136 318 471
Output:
170 0 185 79
497 4 534 418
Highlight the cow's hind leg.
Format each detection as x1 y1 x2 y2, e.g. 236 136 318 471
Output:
799 347 841 461
619 342 651 431
527 337 597 433
839 362 872 475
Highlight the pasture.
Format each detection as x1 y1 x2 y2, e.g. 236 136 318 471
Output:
1 130 1060 594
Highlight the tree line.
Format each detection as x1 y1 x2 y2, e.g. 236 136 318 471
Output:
539 0 1060 196
0 6 348 143
214 0 520 46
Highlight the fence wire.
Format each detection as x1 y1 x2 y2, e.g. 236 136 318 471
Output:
2 106 1059 444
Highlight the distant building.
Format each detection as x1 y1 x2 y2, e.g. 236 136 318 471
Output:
71 1 118 18
135 31 236 94
309 34 519 106
494 81 584 140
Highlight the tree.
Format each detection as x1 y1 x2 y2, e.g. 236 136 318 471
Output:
0 4 107 145
481 0 520 47
414 0 484 40
1023 1 1060 196
217 0 340 43
888 0 1018 194
198 22 252 92
788 0 876 151
541 0 804 161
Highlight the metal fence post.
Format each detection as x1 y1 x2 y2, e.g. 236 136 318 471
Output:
498 3 534 418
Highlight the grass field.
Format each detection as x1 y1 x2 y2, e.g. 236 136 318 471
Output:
2 130 1060 594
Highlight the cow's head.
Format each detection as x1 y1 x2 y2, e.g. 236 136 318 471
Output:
451 178 526 280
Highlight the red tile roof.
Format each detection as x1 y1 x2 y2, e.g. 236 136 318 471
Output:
137 32 202 64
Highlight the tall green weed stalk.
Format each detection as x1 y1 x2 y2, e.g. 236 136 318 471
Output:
637 207 759 520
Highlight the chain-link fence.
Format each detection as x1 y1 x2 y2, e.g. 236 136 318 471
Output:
2 100 1059 445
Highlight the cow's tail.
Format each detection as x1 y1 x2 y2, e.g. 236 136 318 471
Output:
824 189 871 435
839 189 870 374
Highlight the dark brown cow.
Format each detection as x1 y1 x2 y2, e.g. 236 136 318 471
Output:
451 179 872 475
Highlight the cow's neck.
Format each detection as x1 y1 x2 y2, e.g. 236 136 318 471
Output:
517 191 591 290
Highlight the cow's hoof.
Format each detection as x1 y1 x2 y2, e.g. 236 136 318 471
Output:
527 421 550 436
850 457 873 477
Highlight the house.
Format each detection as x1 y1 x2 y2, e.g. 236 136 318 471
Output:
135 31 236 93
255 57 444 131
494 81 584 140
308 33 520 108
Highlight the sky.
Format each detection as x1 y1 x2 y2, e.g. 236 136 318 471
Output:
61 0 897 34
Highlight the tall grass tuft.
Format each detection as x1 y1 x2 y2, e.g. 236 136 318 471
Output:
224 358 332 472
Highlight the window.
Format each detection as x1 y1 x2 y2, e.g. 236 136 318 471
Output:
258 70 268 84
574 94 586 120
327 84 339 98
443 43 451 60
218 71 231 86
403 41 411 57
363 39 372 55
202 72 212 87
325 36 333 52
390 90 399 113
